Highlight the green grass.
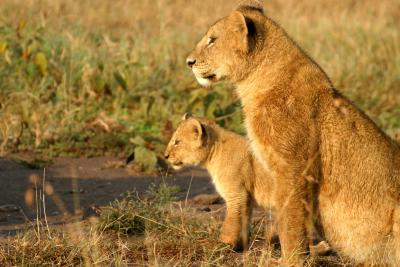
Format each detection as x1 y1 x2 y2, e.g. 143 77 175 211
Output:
0 0 399 171
0 11 242 171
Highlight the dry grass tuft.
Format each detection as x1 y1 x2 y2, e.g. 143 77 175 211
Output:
1 183 352 266
0 183 225 266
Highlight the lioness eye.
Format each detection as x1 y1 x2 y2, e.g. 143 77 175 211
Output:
206 37 216 47
174 140 180 145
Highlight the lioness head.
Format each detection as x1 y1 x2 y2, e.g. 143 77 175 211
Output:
164 113 211 170
186 0 264 86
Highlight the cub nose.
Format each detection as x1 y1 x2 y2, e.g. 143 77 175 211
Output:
164 153 169 159
186 57 196 68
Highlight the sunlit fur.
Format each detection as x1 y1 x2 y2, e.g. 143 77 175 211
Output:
165 115 271 251
187 0 400 266
164 114 330 255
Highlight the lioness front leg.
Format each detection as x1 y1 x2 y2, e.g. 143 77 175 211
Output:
220 192 252 252
275 177 309 266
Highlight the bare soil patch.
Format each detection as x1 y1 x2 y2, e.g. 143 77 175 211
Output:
0 155 213 236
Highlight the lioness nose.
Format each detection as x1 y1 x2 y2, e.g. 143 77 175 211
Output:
186 57 196 68
164 153 169 159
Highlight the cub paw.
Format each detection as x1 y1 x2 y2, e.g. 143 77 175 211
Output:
310 240 331 256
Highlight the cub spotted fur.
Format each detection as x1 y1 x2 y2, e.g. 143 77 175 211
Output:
164 113 330 255
186 1 400 266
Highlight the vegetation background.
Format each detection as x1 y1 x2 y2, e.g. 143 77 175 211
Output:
0 0 399 171
0 0 399 265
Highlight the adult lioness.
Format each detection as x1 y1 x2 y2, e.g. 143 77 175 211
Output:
164 113 330 255
186 1 400 266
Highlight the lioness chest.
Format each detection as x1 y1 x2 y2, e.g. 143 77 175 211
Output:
243 93 316 172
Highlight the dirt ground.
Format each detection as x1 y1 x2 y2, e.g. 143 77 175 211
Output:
0 155 215 236
0 155 346 266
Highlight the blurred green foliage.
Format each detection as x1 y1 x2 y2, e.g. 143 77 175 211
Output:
0 19 242 172
0 0 399 173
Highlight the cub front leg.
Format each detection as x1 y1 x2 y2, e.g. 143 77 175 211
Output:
274 174 309 266
220 192 252 252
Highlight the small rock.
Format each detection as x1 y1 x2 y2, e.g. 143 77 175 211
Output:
197 206 211 212
103 160 125 169
63 189 85 194
0 204 20 212
192 193 223 205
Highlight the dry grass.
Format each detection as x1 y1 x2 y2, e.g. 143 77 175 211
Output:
0 183 351 266
0 183 247 266
0 0 399 266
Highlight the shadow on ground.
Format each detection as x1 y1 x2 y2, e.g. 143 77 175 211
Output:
0 156 214 236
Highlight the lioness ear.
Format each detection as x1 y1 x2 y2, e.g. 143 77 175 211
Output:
228 11 248 34
236 0 264 13
182 112 192 120
228 11 258 52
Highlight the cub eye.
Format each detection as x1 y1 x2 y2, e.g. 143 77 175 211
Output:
174 139 180 146
206 37 216 47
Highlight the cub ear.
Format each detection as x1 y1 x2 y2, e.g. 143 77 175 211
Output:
191 119 207 143
182 112 193 120
236 0 264 13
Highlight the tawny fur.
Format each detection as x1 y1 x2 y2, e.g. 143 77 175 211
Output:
186 1 400 266
164 114 330 256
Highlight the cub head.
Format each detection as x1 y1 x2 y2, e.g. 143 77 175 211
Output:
164 113 211 170
186 0 264 87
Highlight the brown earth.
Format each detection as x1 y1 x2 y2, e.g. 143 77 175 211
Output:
0 155 345 265
0 155 215 236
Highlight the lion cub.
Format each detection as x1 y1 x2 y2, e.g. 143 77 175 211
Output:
164 113 329 254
